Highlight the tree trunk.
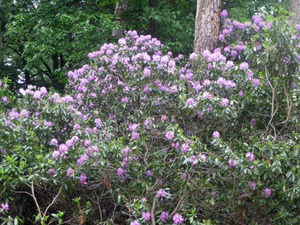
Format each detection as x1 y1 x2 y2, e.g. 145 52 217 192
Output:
149 0 158 37
112 0 129 38
290 0 300 25
194 0 221 54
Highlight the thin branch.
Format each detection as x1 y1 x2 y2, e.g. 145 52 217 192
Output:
170 187 188 218
150 194 156 225
44 184 64 217
31 180 43 223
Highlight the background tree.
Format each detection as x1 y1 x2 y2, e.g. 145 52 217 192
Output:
194 0 221 53
0 0 289 95
112 0 129 37
2 0 118 94
125 0 197 55
226 0 289 21
290 0 300 24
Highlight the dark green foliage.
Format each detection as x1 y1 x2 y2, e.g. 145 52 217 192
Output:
0 0 290 95
225 0 290 21
1 0 118 94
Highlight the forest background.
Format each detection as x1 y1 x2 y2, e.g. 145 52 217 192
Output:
0 0 290 94
1 0 300 225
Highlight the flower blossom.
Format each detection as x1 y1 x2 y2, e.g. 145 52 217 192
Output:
118 38 126 45
228 158 237 167
40 87 48 95
95 118 102 127
189 53 198 60
44 121 53 126
59 144 68 153
48 168 56 175
252 78 260 86
239 62 249 70
146 170 153 176
121 97 129 103
2 96 8 102
50 138 58 145
186 97 196 106
220 98 229 106
246 152 255 162
225 61 234 70
130 220 140 225
212 131 220 139
80 173 87 184
52 151 60 158
221 10 228 18
199 153 206 162
132 132 140 140
248 182 255 189
173 214 184 224
144 67 151 76
265 188 271 197
168 60 175 67
231 50 238 57
142 212 151 221
157 189 167 198
117 167 128 176
160 211 169 222
181 143 189 153
165 131 174 140
1 203 9 210
189 155 197 165
129 123 139 131
67 168 74 177
170 85 178 93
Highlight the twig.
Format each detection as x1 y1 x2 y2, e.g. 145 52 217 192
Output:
277 82 292 136
96 193 103 223
43 184 63 219
143 142 150 168
31 180 43 223
232 174 236 223
170 187 188 218
150 195 156 225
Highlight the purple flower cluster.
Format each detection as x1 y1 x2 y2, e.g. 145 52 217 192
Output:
265 188 271 197
157 189 167 198
1 203 9 210
246 152 255 162
228 158 237 167
160 211 169 222
221 10 228 18
212 131 220 139
165 131 174 140
142 212 151 221
173 214 184 224
130 220 140 225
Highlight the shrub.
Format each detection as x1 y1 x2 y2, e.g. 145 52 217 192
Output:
1 9 300 225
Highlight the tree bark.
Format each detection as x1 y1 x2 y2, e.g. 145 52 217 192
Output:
112 0 129 38
290 0 300 25
149 0 158 37
194 0 221 54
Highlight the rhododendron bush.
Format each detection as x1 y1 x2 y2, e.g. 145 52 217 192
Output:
1 10 300 225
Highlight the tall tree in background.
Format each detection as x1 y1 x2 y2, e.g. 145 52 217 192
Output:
290 0 300 24
226 0 289 22
148 0 158 36
112 0 129 37
126 0 197 55
1 0 290 95
194 0 221 54
1 0 118 94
